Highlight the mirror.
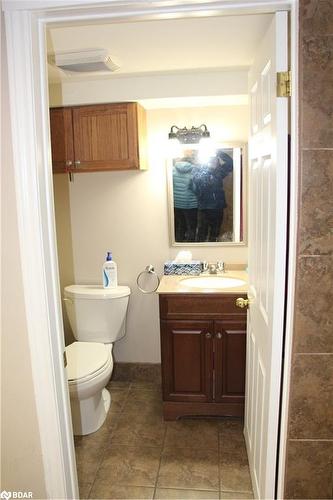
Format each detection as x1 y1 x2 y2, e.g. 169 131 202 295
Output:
167 144 246 246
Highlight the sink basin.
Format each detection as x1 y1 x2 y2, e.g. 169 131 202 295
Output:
180 276 246 289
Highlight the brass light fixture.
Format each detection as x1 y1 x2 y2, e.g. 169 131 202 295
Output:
168 124 210 144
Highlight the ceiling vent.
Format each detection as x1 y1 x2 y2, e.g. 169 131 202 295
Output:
51 49 119 73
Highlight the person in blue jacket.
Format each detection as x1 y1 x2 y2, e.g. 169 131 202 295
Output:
172 158 198 242
192 150 233 242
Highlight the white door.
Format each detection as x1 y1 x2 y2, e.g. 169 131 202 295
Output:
244 12 289 500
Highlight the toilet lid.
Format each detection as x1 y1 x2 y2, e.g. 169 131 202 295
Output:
65 284 131 300
66 342 112 382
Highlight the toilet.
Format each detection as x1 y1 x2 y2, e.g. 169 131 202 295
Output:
64 284 131 435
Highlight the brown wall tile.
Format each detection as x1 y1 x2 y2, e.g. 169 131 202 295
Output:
299 150 333 255
301 0 333 36
301 36 333 148
294 255 333 353
288 354 333 439
285 4 333 498
285 440 333 499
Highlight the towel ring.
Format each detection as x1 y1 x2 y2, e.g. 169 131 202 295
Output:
136 265 160 294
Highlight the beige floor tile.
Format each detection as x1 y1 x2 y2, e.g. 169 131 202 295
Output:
220 491 254 499
218 419 244 437
78 482 92 499
74 425 109 467
95 445 161 488
164 419 219 451
89 483 155 499
155 488 219 499
122 390 163 417
109 389 129 413
110 412 166 448
219 447 249 467
76 458 101 486
107 380 132 391
131 381 162 392
220 462 252 493
157 447 219 491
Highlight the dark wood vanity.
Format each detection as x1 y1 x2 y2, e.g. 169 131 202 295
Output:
159 293 247 420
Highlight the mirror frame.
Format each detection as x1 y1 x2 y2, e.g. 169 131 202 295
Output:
166 142 248 247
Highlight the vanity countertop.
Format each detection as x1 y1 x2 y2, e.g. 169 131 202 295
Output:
157 270 248 294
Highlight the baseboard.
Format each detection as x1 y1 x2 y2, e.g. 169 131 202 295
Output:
112 362 162 383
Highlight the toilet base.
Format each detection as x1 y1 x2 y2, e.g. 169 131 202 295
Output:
71 387 111 436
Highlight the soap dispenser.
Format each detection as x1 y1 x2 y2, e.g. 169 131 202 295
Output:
102 251 118 288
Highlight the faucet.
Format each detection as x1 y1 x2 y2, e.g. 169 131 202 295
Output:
202 261 225 274
208 263 218 274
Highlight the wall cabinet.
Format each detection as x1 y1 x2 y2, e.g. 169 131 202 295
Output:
159 294 247 420
50 102 147 173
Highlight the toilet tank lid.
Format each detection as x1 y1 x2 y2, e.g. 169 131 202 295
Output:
64 284 131 299
66 342 112 381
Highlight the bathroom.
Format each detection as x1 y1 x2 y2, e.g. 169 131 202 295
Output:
48 11 278 499
48 12 259 498
3 0 332 498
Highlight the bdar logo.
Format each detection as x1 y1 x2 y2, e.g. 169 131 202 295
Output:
0 492 12 500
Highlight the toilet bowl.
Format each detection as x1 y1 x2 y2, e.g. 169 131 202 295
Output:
66 342 114 435
64 284 130 435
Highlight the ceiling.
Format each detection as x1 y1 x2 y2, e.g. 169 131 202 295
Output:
47 14 272 83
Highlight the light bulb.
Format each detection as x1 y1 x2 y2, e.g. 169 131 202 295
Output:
198 137 215 164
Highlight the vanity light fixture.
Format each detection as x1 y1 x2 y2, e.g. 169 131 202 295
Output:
168 124 210 144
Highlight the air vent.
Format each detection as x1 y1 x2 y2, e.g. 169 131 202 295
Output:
51 49 119 73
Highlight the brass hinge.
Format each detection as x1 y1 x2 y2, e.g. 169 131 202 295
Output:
63 351 67 368
277 71 292 97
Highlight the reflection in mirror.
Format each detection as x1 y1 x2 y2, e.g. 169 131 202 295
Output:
167 145 246 246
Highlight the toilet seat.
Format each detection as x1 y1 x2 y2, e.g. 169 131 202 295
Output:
66 342 113 384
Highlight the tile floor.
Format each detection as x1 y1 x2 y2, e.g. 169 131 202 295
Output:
74 381 254 499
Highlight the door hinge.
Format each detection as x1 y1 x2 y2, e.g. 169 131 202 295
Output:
63 351 67 368
277 71 292 97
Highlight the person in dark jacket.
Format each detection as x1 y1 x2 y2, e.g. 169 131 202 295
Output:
192 150 233 242
172 159 198 242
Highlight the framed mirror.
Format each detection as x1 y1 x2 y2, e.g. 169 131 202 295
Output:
167 143 247 246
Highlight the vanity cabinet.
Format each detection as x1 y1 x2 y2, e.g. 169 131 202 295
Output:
50 102 147 173
159 294 247 420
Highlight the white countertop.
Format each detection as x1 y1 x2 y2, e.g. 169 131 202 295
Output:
157 270 248 295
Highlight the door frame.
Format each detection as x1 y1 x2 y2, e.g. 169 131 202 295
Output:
2 1 299 498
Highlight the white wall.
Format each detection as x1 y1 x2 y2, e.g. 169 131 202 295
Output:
49 68 248 107
1 14 47 497
66 105 248 363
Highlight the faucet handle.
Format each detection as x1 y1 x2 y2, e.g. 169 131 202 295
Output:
202 261 208 272
217 260 225 272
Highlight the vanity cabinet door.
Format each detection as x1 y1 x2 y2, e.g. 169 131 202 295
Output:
72 102 146 171
214 319 247 404
49 107 74 173
161 320 213 402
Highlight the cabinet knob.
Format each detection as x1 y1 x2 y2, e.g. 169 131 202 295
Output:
216 332 222 339
65 160 73 167
236 298 249 309
205 332 212 339
75 160 81 167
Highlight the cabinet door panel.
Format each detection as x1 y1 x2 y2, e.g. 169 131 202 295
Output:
50 108 74 173
161 320 213 402
72 103 138 170
215 320 246 403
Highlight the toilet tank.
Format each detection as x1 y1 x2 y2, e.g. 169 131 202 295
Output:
64 285 131 343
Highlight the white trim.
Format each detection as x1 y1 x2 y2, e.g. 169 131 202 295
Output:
3 1 298 498
4 9 78 499
276 1 299 497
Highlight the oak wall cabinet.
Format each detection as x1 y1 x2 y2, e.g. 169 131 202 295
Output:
159 294 247 420
50 102 147 173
